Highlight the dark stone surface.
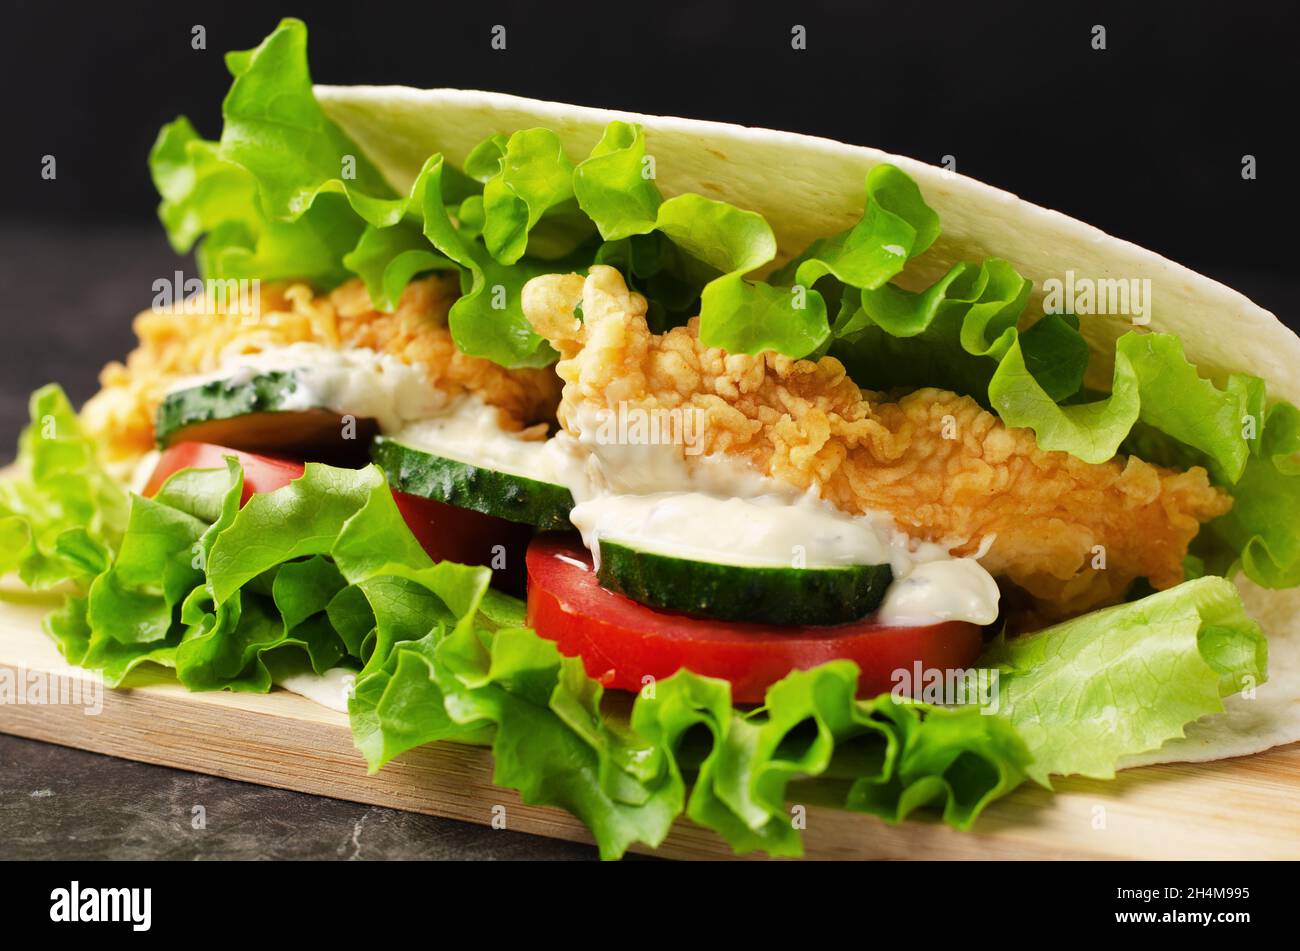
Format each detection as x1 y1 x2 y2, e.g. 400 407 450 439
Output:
0 734 600 860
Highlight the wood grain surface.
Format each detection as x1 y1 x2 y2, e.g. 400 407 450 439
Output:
2 588 1297 860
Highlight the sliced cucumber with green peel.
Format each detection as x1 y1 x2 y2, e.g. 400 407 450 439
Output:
371 436 575 531
595 539 893 625
156 370 377 460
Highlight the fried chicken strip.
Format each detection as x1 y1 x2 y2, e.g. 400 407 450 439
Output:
83 274 562 470
523 265 1232 617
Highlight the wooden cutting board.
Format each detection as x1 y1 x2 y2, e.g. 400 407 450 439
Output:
2 587 1298 860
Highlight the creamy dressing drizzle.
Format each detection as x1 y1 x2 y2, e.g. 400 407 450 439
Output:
390 399 551 479
568 493 907 571
164 342 450 434
876 557 1002 627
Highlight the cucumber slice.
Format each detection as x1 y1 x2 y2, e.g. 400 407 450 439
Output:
156 370 377 459
371 436 575 531
595 539 893 625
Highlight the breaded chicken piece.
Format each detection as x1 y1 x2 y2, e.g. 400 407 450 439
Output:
83 274 561 470
523 265 1232 617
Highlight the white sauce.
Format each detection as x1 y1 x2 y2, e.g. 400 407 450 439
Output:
165 342 449 434
877 558 1001 626
570 493 905 572
549 405 779 500
388 398 552 479
276 667 357 712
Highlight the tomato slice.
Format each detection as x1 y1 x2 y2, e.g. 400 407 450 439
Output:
160 410 378 464
525 533 985 704
391 491 530 594
144 442 531 591
142 442 304 503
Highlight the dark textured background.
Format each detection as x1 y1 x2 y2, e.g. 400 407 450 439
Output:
5 2 1296 272
0 734 607 860
0 1 1294 859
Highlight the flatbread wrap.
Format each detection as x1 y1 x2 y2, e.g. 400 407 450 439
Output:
4 17 1296 857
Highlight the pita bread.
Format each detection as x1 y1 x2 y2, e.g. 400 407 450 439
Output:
316 85 1300 768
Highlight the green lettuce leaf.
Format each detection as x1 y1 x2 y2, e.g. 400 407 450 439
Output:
593 232 714 332
574 123 836 355
775 164 940 291
206 463 398 599
70 459 243 685
348 626 482 768
631 663 1030 856
342 221 458 312
478 128 593 264
447 625 681 860
1203 399 1300 587
988 331 1274 467
0 385 128 589
149 19 468 319
571 118 844 355
155 18 576 368
150 116 364 287
573 120 663 240
415 152 561 367
85 493 207 646
151 116 260 255
989 329 1141 464
217 18 404 228
202 462 680 857
832 257 1036 400
981 576 1267 784
1122 334 1259 483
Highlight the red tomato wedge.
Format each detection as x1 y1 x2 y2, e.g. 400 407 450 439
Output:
144 442 531 591
526 533 985 704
